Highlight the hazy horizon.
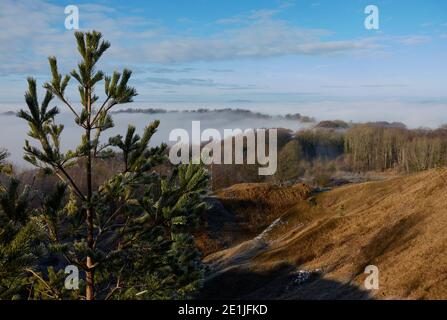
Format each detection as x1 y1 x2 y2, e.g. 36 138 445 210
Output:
2 99 447 167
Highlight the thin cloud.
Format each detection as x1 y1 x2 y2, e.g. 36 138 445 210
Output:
141 77 257 90
394 35 432 45
322 84 410 89
215 9 280 24
146 67 197 74
209 69 234 73
360 84 410 88
0 0 378 75
129 20 376 63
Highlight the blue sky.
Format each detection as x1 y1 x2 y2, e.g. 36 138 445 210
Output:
0 0 446 105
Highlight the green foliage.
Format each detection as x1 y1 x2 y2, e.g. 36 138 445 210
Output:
0 177 37 299
11 30 209 300
17 78 71 170
0 149 12 175
28 266 82 300
94 163 209 299
109 122 166 172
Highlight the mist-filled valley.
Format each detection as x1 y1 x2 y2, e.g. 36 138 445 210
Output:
0 106 311 166
2 100 447 167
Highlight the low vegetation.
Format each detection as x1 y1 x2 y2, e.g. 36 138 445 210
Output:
210 123 447 189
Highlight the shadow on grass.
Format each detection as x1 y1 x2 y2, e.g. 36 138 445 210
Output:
199 264 372 300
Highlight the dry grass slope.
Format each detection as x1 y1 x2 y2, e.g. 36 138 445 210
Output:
202 169 447 300
195 183 312 255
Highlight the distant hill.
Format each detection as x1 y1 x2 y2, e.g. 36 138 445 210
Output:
313 120 407 130
112 107 316 123
1 111 16 116
363 121 407 129
314 120 349 129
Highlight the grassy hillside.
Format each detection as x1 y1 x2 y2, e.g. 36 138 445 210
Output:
195 183 312 256
201 169 447 299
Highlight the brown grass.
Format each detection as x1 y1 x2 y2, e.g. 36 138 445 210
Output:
203 169 447 299
195 183 312 256
215 183 312 233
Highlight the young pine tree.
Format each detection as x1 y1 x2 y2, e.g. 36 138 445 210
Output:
17 31 209 300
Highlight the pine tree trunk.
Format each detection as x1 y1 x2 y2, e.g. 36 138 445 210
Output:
85 90 95 300
85 157 94 299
